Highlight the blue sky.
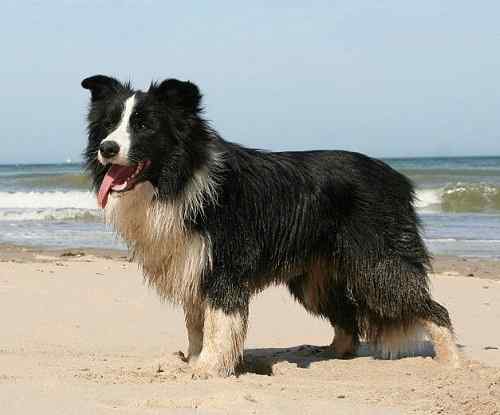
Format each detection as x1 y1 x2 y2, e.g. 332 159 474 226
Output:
1 1 499 163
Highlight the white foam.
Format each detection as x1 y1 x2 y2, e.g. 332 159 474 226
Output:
0 191 97 209
424 238 457 242
427 238 500 243
415 188 442 211
0 208 101 222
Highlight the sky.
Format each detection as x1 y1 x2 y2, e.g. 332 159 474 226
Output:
1 1 500 164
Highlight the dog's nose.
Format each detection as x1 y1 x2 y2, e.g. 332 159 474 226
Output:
99 141 120 159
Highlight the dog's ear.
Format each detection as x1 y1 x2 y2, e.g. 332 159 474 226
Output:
153 79 202 113
81 75 122 102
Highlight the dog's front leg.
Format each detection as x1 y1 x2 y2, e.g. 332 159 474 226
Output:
192 302 248 378
184 301 205 363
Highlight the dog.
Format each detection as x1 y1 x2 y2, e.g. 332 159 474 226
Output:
81 75 460 377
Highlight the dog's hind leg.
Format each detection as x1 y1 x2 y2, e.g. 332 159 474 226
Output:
327 285 360 358
287 273 359 358
192 301 249 378
183 301 205 363
331 326 359 357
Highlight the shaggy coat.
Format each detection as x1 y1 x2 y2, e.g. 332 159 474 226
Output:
82 75 459 377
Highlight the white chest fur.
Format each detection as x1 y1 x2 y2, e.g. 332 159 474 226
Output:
104 182 211 306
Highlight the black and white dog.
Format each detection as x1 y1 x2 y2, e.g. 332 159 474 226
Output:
82 75 459 377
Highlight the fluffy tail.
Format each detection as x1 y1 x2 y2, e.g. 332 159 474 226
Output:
366 301 460 367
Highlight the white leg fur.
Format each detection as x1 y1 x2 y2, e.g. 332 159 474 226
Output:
193 304 248 378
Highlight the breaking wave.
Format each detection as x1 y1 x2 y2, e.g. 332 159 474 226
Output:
0 191 97 209
0 182 499 223
416 183 500 213
0 191 100 222
0 208 101 222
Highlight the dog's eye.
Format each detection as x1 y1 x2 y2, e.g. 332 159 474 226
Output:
104 120 115 129
134 118 149 131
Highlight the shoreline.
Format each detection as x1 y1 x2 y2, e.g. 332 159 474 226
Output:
1 242 499 281
0 242 127 263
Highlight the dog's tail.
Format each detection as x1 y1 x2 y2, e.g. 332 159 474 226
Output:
363 300 460 367
343 252 461 366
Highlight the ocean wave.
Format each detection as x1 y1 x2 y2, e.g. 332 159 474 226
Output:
414 189 442 210
416 183 500 213
441 183 500 212
424 238 457 242
0 191 97 209
0 208 102 222
0 184 498 218
425 238 500 243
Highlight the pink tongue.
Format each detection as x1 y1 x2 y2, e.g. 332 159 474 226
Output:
97 165 136 208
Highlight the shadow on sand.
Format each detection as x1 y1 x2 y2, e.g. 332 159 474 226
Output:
242 342 437 376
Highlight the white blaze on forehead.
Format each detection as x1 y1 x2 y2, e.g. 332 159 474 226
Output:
99 94 136 165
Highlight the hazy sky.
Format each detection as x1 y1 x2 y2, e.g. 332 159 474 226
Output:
2 1 499 164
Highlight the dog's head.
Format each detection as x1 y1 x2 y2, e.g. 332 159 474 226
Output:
82 75 208 208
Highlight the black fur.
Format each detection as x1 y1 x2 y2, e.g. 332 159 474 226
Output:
82 75 453 355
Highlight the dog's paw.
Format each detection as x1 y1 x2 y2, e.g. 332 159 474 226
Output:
173 350 203 366
191 358 235 379
191 363 218 380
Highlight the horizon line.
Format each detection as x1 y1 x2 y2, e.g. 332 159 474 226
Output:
1 154 500 166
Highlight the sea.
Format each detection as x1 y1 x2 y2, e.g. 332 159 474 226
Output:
0 157 499 258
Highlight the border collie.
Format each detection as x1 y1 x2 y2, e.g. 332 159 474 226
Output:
81 75 460 377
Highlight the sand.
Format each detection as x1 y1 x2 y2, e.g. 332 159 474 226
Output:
0 245 499 414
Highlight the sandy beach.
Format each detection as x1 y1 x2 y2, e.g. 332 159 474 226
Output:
0 245 499 414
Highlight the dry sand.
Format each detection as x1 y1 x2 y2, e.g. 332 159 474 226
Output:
0 246 499 414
